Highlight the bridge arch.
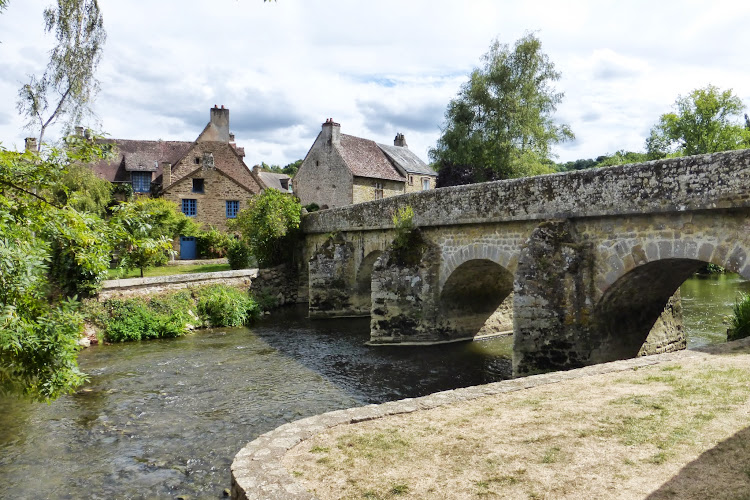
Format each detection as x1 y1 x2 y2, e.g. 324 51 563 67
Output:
356 250 383 295
439 259 515 339
591 229 750 362
439 243 518 294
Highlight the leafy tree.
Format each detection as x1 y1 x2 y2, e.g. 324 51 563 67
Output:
230 189 301 267
110 198 200 278
646 85 750 159
429 33 573 184
0 139 111 401
17 0 106 148
49 161 112 216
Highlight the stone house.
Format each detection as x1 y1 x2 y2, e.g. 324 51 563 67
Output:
293 119 437 209
92 106 266 258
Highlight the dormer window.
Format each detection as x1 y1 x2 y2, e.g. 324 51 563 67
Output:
131 171 151 193
192 178 204 193
194 156 201 165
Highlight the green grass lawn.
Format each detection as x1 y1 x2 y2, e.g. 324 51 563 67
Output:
106 263 232 280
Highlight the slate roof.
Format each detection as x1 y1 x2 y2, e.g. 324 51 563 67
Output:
93 139 192 183
377 143 437 176
338 134 405 182
256 171 292 192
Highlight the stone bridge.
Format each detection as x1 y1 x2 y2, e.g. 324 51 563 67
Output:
300 149 750 376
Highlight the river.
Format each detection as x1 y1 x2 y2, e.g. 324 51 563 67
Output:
0 274 747 499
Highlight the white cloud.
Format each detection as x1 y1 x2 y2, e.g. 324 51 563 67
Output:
1 0 750 165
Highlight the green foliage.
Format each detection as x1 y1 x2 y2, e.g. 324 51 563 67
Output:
556 151 650 172
430 33 573 183
728 293 750 342
0 138 112 401
196 285 260 327
230 188 301 268
646 85 750 159
17 0 106 145
100 286 261 342
196 227 233 258
110 198 201 277
49 162 113 216
258 159 302 177
103 297 185 342
227 239 253 269
391 205 414 251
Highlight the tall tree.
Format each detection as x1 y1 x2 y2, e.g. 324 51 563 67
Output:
646 85 750 159
430 33 573 185
17 0 106 149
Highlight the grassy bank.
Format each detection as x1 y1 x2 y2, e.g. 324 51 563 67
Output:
84 284 263 343
106 263 231 280
284 345 750 499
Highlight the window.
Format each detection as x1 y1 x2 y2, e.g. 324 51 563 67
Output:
194 156 200 164
226 200 239 219
374 181 384 200
192 178 204 193
408 175 414 186
182 199 197 217
422 178 431 191
131 171 151 193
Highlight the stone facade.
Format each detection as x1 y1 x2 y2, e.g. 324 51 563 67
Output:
293 120 435 209
302 149 750 375
249 265 300 307
404 174 435 194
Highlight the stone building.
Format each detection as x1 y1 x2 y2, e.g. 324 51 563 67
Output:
92 106 266 258
293 119 436 209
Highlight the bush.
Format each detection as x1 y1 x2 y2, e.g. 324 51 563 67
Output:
103 298 187 342
227 239 253 269
728 293 750 341
197 227 233 258
195 285 260 327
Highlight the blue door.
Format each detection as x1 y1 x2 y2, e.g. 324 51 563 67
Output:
180 236 197 260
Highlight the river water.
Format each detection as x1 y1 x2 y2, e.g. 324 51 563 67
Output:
0 274 747 499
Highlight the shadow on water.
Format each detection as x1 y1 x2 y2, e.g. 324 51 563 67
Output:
251 304 513 404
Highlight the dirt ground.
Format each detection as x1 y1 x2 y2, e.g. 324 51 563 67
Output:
283 346 750 499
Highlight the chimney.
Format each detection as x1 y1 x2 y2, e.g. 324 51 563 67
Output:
394 133 407 147
321 118 341 146
161 162 172 186
206 105 230 142
75 126 84 136
229 133 235 142
25 137 38 152
202 152 215 169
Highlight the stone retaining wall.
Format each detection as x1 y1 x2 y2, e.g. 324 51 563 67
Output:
230 337 750 499
98 269 257 300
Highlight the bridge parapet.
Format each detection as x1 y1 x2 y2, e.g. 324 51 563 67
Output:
302 149 750 234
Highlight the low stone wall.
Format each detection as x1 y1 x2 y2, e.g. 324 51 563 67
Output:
98 269 258 300
249 265 300 306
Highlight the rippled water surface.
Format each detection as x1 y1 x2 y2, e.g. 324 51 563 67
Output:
0 307 512 499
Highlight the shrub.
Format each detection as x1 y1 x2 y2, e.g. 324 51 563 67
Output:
229 188 301 268
197 227 233 258
103 296 189 342
728 293 750 341
195 285 260 327
227 239 252 269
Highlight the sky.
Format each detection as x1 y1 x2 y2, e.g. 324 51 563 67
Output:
1 0 749 167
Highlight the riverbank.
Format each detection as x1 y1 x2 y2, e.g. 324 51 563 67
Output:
233 337 750 499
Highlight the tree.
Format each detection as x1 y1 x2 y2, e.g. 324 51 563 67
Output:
646 85 750 159
230 189 301 267
110 198 200 278
429 33 573 184
0 138 112 401
17 0 106 148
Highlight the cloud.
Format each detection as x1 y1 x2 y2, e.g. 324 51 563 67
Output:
357 99 444 136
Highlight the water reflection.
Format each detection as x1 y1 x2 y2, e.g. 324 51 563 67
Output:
681 273 750 348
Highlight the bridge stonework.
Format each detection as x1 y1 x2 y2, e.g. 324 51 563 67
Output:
302 149 750 376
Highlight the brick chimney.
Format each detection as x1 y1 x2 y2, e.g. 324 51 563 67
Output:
394 133 407 147
200 105 230 142
161 162 172 186
25 137 37 152
321 118 341 146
